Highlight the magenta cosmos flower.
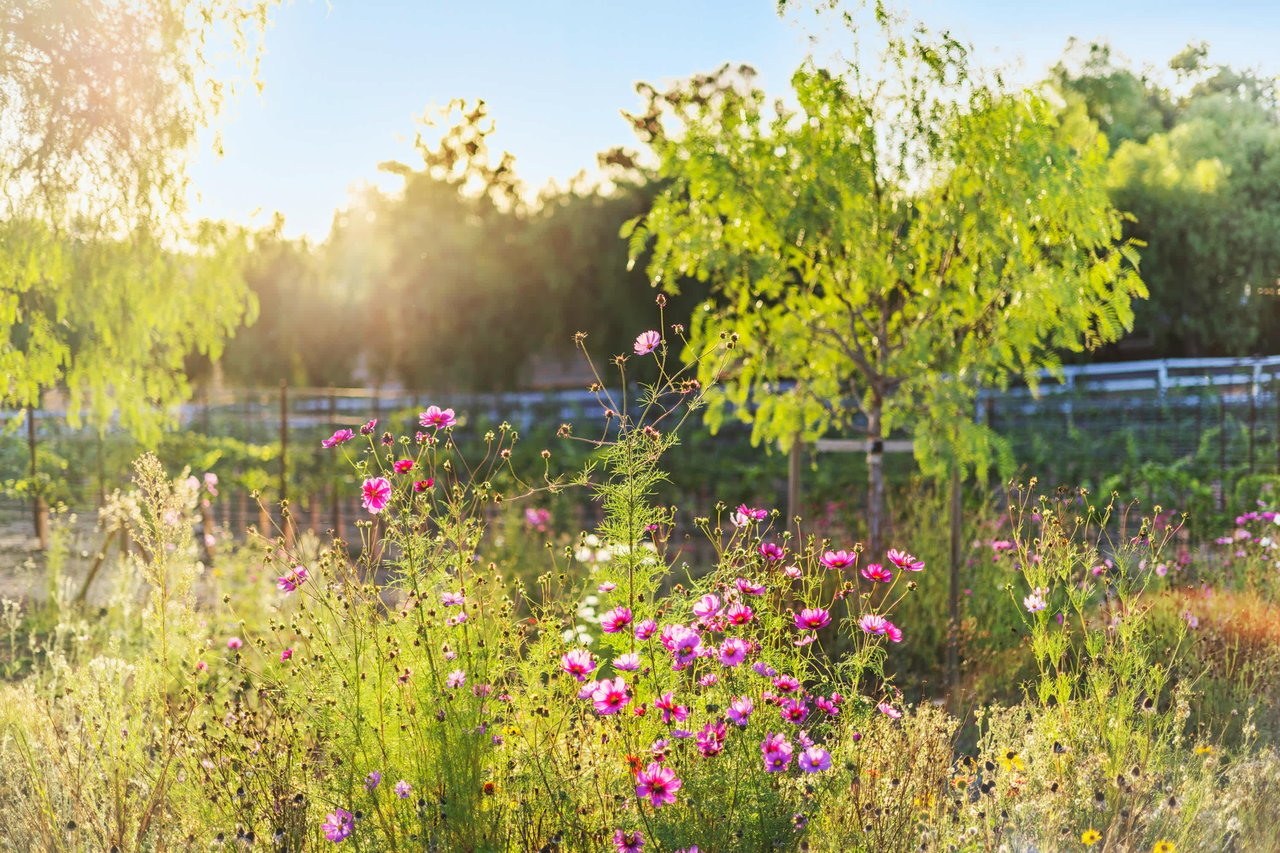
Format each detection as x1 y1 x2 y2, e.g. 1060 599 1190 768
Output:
718 637 749 667
798 746 832 773
878 701 903 719
692 594 721 620
886 549 924 572
635 762 682 807
600 606 633 633
727 695 754 726
419 406 457 429
735 577 766 596
614 830 645 853
821 549 857 570
560 648 597 682
633 330 661 355
280 647 293 662
861 562 893 582
226 636 242 650
446 669 466 689
613 652 641 671
634 618 657 640
322 429 354 448
794 608 831 631
276 565 308 593
441 591 465 607
725 602 754 625
759 542 785 561
591 677 631 715
321 808 354 842
393 458 414 473
731 504 768 527
761 733 793 772
361 477 392 514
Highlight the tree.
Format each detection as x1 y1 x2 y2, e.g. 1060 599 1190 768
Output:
0 0 274 439
628 14 1145 557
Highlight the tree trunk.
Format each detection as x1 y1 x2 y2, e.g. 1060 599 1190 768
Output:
866 403 885 562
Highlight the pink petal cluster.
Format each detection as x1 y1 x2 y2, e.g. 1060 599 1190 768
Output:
419 405 457 429
886 549 924 572
633 330 662 355
635 761 681 806
276 565 309 593
321 429 354 448
361 477 392 514
821 549 857 569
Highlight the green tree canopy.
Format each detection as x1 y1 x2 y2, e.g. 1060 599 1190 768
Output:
0 0 273 439
629 15 1145 552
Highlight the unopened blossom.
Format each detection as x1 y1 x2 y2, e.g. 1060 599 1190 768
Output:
886 549 924 572
321 809 354 843
600 606 634 633
633 330 661 355
727 695 754 726
446 669 466 689
821 549 857 570
614 829 645 853
718 637 749 667
419 406 457 429
798 746 832 773
393 458 414 473
561 648 597 682
861 563 892 582
361 477 392 514
322 429 354 448
794 607 831 631
635 762 682 806
592 677 631 715
277 565 309 593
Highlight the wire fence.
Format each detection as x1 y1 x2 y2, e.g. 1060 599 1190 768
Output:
4 356 1280 548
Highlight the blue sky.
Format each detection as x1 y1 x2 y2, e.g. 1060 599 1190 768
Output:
187 0 1279 240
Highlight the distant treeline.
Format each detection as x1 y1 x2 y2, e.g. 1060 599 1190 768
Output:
211 43 1280 391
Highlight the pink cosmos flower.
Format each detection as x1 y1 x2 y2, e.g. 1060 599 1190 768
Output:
614 829 645 853
393 458 414 473
635 762 681 806
600 606 634 633
783 565 802 579
727 695 754 726
696 720 727 757
878 701 903 719
525 507 551 530
276 565 308 593
718 637 749 667
361 477 392 514
821 549 857 570
655 692 690 724
226 637 242 650
613 653 641 671
413 479 434 493
322 808 354 842
322 429 354 448
725 602 754 625
633 330 661 355
203 472 218 495
1023 589 1048 613
859 614 889 636
886 549 924 572
814 694 839 716
772 674 801 693
442 591 465 607
419 406 457 429
280 648 293 662
798 746 832 773
861 563 893 582
446 669 466 689
735 577 766 595
730 504 768 527
561 648 597 682
598 582 617 593
635 619 657 640
196 660 207 671
759 542 785 561
884 622 903 643
780 697 808 724
591 677 631 715
761 733 793 772
794 608 831 631
692 594 721 620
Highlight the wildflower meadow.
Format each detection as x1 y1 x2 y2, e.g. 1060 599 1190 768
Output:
5 1 1280 851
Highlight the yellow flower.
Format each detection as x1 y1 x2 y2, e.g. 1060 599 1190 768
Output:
1081 829 1102 846
1153 841 1175 853
1193 744 1213 755
997 749 1025 772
